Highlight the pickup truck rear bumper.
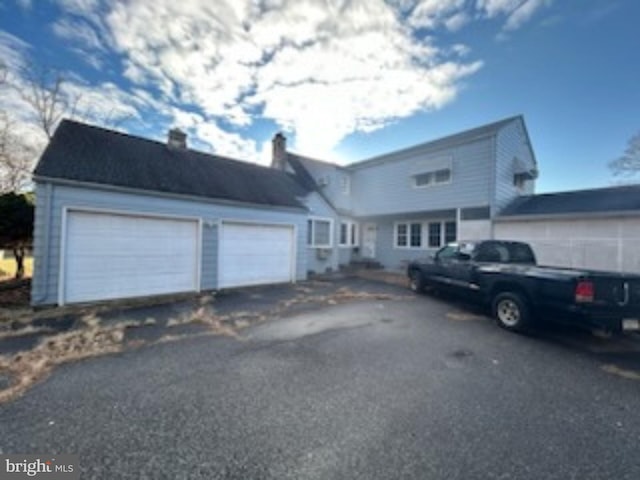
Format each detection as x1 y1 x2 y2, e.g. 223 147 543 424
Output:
562 305 640 333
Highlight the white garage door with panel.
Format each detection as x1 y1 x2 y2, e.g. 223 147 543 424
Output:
62 210 200 304
219 222 295 288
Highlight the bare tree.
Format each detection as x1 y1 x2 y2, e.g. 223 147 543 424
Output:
609 131 640 179
0 112 35 193
17 64 73 140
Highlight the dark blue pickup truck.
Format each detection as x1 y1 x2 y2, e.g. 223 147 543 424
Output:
407 240 640 333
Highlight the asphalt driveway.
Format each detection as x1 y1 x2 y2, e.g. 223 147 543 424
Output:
1 277 640 479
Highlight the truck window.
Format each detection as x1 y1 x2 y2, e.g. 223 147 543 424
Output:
475 242 536 264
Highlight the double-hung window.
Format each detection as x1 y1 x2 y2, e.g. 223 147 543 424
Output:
308 218 333 248
339 221 358 247
395 222 422 248
428 220 457 248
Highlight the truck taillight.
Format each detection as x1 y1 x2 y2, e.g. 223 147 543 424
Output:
575 281 594 303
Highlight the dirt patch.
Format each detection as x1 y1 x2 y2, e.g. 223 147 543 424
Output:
0 322 129 403
0 279 31 309
601 364 640 381
354 270 409 288
446 310 486 322
0 282 409 403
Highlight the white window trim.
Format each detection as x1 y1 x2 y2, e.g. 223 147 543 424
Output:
308 216 334 248
394 221 423 249
394 220 457 250
427 220 458 248
339 220 359 248
411 168 452 189
340 175 351 195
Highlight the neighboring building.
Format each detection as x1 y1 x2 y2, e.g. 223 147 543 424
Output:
47 114 640 307
495 185 640 273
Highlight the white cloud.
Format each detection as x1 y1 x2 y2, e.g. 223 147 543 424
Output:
96 0 486 156
15 0 32 10
476 0 552 30
4 0 551 166
51 17 106 51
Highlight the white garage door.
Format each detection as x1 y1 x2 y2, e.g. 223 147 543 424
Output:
219 222 295 288
63 211 199 304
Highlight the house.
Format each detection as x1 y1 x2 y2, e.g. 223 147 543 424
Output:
31 115 538 306
277 115 537 275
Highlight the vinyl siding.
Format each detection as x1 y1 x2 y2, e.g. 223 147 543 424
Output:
297 158 353 213
495 217 640 273
303 192 340 274
370 214 457 271
350 137 493 217
493 119 536 214
32 182 308 305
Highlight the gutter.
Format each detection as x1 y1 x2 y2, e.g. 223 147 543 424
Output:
32 175 308 214
494 210 640 222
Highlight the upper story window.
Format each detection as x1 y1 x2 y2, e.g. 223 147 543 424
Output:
308 218 333 248
339 221 358 247
340 175 351 195
412 168 451 188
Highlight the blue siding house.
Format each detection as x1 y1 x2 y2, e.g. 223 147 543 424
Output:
279 115 537 274
31 116 537 305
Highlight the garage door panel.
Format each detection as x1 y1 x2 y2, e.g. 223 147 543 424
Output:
219 223 294 288
64 211 199 304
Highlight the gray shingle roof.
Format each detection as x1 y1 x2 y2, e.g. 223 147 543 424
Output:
499 185 640 217
34 119 309 209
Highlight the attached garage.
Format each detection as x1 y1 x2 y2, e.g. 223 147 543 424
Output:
60 209 200 304
218 221 295 288
496 186 640 274
31 120 312 306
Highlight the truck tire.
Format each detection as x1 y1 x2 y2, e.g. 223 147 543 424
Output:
492 291 531 332
409 271 425 293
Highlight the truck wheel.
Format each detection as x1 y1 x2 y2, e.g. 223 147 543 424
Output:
492 292 531 332
409 271 425 293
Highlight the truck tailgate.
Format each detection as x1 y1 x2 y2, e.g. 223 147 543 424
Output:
591 274 640 308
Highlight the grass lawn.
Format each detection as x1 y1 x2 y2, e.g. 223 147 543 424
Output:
0 257 33 280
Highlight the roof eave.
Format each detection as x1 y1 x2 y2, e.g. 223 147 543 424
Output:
495 209 640 222
33 175 309 214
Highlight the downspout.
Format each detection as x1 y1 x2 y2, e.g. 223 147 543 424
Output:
33 182 52 304
488 134 498 239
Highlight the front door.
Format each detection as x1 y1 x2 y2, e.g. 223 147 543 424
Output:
362 223 377 259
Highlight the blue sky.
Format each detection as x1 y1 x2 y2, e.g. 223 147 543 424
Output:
0 0 638 193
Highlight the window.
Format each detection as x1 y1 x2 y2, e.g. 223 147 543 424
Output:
339 223 348 245
340 175 351 194
395 222 422 248
308 218 333 248
339 221 359 247
413 168 451 188
428 222 441 248
410 223 422 247
396 223 408 247
444 221 457 244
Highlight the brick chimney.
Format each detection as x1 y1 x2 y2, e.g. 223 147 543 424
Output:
167 128 187 149
271 132 287 170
